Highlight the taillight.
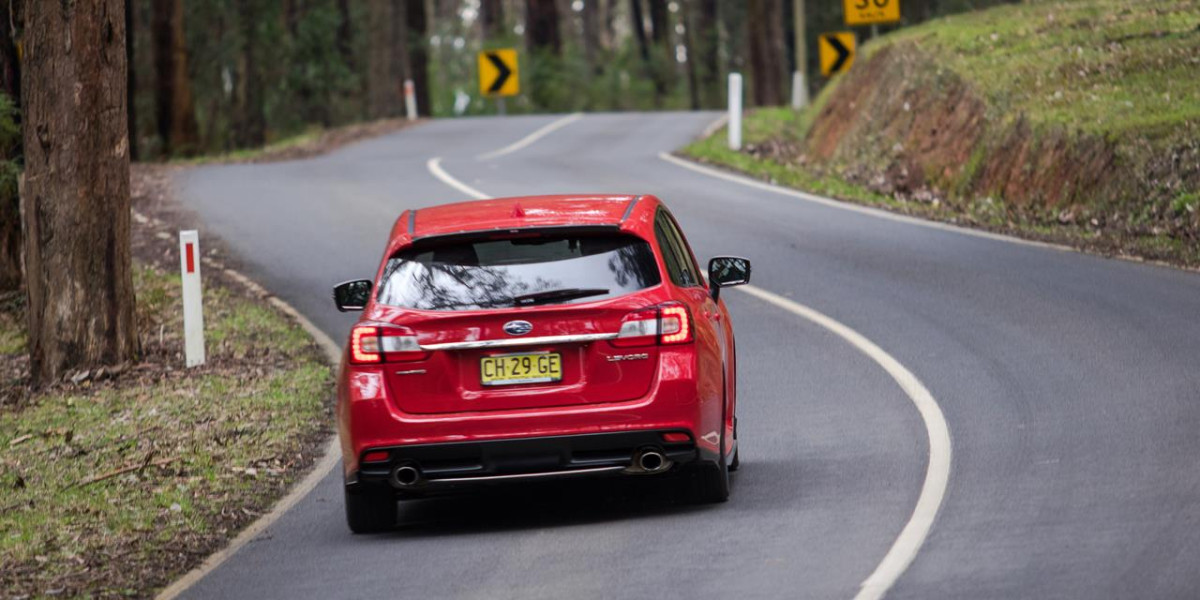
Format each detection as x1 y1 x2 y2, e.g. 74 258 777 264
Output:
349 325 428 364
612 307 660 347
350 326 381 364
612 303 693 347
660 303 693 345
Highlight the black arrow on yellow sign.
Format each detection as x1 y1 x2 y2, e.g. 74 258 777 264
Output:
819 32 856 77
484 52 512 93
826 36 851 73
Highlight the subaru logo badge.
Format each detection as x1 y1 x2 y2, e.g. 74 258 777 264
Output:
504 320 533 336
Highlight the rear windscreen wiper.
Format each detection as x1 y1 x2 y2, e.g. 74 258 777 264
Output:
510 288 610 306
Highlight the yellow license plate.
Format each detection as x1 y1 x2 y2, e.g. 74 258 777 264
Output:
480 352 562 386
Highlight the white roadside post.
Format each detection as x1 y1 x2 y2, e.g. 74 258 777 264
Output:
791 71 809 109
728 72 743 151
179 230 206 368
404 79 418 121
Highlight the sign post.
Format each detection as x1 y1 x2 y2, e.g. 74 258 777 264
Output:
478 48 519 114
179 230 205 368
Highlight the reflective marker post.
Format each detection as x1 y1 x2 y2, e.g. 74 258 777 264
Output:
404 79 418 121
179 230 206 368
728 73 743 151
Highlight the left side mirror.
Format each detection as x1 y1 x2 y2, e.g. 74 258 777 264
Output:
708 256 751 300
333 279 373 312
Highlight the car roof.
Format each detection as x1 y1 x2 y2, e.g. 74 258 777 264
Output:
384 194 661 255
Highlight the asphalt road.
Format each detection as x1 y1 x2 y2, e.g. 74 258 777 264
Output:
176 112 1200 599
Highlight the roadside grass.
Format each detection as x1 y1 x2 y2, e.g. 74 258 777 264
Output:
172 116 417 166
680 110 1200 266
878 0 1200 139
680 0 1200 268
174 128 325 166
0 263 332 597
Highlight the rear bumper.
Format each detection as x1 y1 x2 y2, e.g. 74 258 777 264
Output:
347 430 699 497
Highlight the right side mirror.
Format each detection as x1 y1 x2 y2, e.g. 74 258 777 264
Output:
333 279 373 312
708 256 751 301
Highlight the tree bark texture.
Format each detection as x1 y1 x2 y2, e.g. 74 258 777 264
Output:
20 0 138 384
747 0 787 106
0 0 22 291
151 0 198 156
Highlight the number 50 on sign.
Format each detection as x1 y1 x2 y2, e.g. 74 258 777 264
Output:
844 0 900 26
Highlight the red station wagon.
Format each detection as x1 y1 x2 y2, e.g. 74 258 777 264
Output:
332 195 751 533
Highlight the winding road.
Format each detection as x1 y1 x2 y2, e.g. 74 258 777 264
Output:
173 112 1200 599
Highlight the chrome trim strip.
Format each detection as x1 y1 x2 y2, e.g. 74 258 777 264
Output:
428 465 625 484
420 332 617 351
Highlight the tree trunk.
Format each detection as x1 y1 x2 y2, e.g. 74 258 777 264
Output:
682 0 699 110
151 0 198 156
629 0 649 63
647 0 667 44
235 0 265 147
747 0 787 106
405 0 431 117
526 0 562 56
125 0 137 162
480 0 505 40
693 0 721 109
581 0 602 73
21 0 138 384
366 0 398 119
336 0 354 72
0 0 22 292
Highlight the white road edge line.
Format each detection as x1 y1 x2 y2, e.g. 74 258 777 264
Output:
736 286 951 600
149 211 344 600
476 112 583 160
428 157 492 199
423 154 952 600
658 151 1074 252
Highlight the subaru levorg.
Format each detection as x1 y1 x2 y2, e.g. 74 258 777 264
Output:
332 194 750 533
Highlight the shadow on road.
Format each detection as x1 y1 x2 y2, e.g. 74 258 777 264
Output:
385 471 725 538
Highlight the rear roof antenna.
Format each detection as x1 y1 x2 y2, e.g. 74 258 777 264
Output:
511 202 526 218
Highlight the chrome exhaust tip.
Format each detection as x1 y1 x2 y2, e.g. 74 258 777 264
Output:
390 464 422 488
636 449 668 473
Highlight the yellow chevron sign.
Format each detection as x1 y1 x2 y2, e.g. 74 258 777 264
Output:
478 49 519 97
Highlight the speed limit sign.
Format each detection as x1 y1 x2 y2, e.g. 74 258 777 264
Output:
844 0 900 26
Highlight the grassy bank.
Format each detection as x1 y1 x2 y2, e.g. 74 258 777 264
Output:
683 0 1199 267
0 263 332 597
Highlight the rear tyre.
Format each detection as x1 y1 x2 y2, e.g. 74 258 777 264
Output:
345 486 396 534
693 458 730 503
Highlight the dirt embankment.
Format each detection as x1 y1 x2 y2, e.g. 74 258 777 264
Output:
801 42 1198 252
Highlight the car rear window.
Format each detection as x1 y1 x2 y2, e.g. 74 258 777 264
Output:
375 233 662 311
